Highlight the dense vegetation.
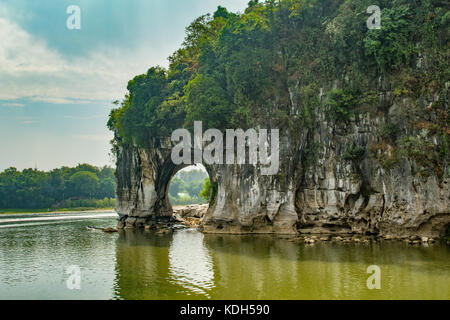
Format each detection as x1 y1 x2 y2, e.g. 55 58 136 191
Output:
168 168 209 205
0 164 116 210
108 0 449 177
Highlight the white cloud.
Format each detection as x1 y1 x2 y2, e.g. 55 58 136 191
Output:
0 16 162 104
1 102 24 107
28 96 96 105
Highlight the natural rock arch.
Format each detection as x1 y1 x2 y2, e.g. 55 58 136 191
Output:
109 1 449 238
114 115 449 238
114 135 299 234
115 140 200 225
166 164 207 205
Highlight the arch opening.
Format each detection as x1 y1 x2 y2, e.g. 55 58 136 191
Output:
167 164 211 213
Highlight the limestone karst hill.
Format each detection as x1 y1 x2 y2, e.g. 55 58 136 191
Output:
108 0 449 237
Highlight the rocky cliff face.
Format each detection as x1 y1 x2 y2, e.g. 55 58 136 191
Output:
294 87 449 239
109 1 449 238
114 78 449 238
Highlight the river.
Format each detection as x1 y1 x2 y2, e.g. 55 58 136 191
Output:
0 211 448 300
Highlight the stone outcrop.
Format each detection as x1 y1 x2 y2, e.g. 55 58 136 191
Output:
113 88 449 239
173 204 208 219
294 106 449 239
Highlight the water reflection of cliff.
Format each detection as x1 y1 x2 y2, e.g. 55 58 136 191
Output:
168 230 215 297
202 235 450 299
113 229 215 299
113 230 450 300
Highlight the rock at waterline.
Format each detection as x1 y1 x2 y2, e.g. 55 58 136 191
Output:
87 226 118 233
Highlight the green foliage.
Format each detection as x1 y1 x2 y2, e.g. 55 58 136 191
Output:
303 143 322 168
107 0 449 156
108 67 187 146
62 198 115 209
169 194 199 206
0 165 116 210
379 150 401 170
439 133 450 160
324 89 358 122
214 6 230 19
200 178 218 204
169 177 187 198
399 129 441 177
364 4 417 72
369 140 401 170
199 178 211 202
342 144 366 161
184 74 234 129
380 123 400 142
69 171 99 198
298 84 320 129
168 169 209 204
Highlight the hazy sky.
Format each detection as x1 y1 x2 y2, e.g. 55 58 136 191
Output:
0 0 249 171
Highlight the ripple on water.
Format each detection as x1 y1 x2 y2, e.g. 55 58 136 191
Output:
168 230 215 298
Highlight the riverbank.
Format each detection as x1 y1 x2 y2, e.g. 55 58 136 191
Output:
117 204 450 243
0 208 115 215
290 234 450 246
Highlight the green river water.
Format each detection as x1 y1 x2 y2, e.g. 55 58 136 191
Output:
0 211 448 300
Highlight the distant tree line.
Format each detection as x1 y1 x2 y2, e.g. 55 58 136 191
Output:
168 169 209 205
0 164 116 210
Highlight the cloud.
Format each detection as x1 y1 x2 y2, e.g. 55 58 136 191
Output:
0 16 161 104
28 96 97 105
1 102 24 107
0 0 251 106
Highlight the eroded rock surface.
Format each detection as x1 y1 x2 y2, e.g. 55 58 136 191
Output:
173 204 208 219
113 81 449 239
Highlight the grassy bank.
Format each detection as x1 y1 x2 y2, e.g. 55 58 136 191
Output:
0 207 115 215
